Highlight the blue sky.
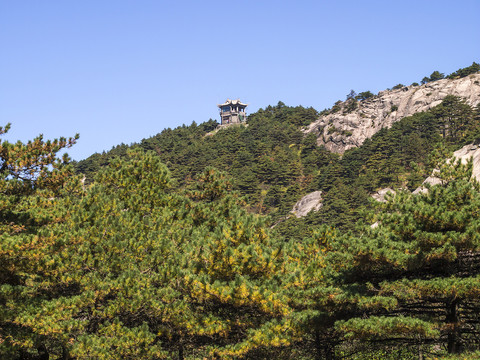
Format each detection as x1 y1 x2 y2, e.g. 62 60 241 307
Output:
1 0 479 160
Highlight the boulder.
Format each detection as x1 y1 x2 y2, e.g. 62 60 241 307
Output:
291 191 323 218
371 188 395 202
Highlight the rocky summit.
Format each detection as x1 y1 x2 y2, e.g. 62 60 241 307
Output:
304 73 480 153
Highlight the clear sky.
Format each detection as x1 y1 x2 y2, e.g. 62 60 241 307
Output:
1 0 479 161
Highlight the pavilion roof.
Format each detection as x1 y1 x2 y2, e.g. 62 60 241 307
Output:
217 99 248 107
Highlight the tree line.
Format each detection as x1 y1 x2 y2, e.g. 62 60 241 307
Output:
3 114 480 359
3 62 480 358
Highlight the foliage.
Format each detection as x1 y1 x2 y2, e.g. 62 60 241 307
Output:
429 71 445 81
432 95 476 142
4 60 480 359
74 94 480 238
338 97 480 193
9 150 293 359
447 62 480 79
333 158 480 355
421 76 431 85
355 91 375 101
421 71 445 84
4 68 480 358
329 100 343 114
76 104 329 223
0 124 80 359
346 90 357 100
343 99 358 114
422 71 446 84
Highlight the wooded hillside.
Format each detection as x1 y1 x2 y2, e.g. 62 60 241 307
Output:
3 64 480 359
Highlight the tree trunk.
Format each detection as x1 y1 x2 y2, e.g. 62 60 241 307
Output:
324 343 335 360
37 344 49 360
178 343 184 360
61 345 72 360
446 299 461 354
314 329 336 360
314 330 322 360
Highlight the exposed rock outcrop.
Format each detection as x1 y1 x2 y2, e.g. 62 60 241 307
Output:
412 175 443 195
371 188 395 202
452 143 480 182
304 74 480 153
370 144 480 198
291 191 322 218
413 144 480 194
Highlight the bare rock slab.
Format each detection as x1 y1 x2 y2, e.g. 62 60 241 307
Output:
291 191 323 218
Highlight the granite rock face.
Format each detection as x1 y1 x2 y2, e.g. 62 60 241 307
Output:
291 191 323 218
369 145 480 197
304 74 480 153
371 188 395 202
452 143 480 182
413 144 480 194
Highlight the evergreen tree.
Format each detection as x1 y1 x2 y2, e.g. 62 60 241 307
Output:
447 62 480 79
335 158 480 356
429 71 445 82
432 95 474 141
0 124 80 358
19 151 291 359
283 226 342 360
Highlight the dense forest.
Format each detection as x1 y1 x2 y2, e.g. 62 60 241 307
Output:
2 64 480 359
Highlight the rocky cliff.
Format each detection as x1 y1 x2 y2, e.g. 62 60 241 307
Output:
304 73 480 153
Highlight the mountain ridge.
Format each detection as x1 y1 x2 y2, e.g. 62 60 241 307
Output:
75 64 480 232
304 73 480 153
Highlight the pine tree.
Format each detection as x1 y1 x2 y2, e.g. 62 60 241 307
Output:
431 95 474 141
283 226 342 360
19 152 291 359
335 157 480 356
0 123 79 358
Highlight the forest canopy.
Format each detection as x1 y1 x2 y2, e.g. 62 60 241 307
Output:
3 65 480 359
